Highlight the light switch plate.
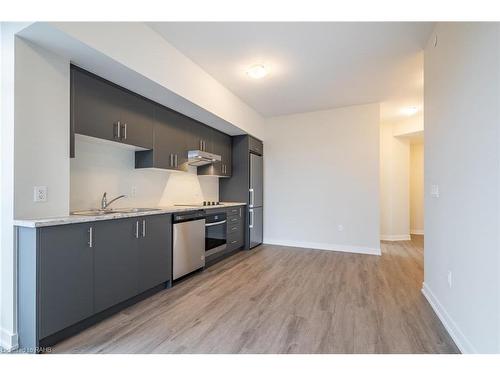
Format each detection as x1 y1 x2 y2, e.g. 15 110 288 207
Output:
430 184 440 198
34 186 47 202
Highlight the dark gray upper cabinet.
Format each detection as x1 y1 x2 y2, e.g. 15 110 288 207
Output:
93 218 139 313
119 92 155 149
137 215 172 294
71 66 153 151
198 130 232 177
135 106 189 171
72 67 122 143
39 223 94 338
248 136 264 156
71 65 233 176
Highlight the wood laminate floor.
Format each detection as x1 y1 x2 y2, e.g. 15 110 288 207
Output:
52 235 459 354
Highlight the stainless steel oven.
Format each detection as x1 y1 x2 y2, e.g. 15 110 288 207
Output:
205 212 227 257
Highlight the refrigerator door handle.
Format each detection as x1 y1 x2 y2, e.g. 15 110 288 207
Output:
249 209 254 228
249 188 254 208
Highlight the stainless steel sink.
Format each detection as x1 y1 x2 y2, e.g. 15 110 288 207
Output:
72 209 113 216
113 208 162 213
72 208 161 216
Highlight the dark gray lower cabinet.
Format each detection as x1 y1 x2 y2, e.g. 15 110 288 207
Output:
93 218 138 313
17 214 172 351
137 215 172 294
39 223 94 339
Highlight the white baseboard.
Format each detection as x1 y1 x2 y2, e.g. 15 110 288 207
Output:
0 327 18 352
263 239 381 256
380 234 411 241
411 229 424 235
421 282 476 354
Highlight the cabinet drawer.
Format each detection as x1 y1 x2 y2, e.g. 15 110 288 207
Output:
228 215 241 225
227 222 241 235
226 206 243 217
227 231 244 250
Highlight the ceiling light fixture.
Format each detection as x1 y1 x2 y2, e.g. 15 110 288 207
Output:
401 106 419 116
246 64 268 79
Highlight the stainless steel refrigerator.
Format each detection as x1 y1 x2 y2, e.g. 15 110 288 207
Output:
249 153 263 248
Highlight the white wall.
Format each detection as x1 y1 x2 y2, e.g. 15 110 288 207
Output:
379 112 423 241
1 23 18 351
423 23 500 353
71 136 219 210
14 38 70 219
264 103 381 255
410 142 424 234
380 122 410 240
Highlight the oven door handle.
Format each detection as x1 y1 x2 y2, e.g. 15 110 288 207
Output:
205 220 227 227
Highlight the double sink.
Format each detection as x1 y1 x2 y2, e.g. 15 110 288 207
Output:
72 208 161 216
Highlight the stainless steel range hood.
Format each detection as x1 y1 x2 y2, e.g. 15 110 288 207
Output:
188 150 222 166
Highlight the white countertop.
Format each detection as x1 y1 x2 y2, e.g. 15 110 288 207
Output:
13 202 246 228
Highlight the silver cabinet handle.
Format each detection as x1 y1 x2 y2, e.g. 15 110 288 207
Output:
135 221 140 239
175 154 178 167
88 227 93 248
114 121 121 139
249 188 255 207
205 220 227 227
169 154 173 167
142 220 146 237
123 123 127 140
249 209 254 228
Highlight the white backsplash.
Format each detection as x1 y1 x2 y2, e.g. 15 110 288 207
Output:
70 136 219 211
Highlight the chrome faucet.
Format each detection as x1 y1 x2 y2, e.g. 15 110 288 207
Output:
101 192 127 210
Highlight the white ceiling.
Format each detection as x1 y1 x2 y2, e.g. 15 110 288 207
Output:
148 22 433 121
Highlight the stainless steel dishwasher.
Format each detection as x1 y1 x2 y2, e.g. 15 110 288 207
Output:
173 210 206 280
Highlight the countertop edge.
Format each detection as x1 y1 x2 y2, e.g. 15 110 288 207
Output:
14 202 247 228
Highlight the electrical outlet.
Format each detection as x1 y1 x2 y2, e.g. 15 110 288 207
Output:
34 186 47 202
447 270 452 288
131 186 137 198
337 224 344 232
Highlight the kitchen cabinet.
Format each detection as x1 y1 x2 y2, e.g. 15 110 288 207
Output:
197 124 215 153
17 213 172 351
136 106 189 171
198 130 232 177
38 223 94 338
71 66 154 152
226 206 244 251
137 215 172 294
249 136 264 156
71 65 233 176
93 218 139 313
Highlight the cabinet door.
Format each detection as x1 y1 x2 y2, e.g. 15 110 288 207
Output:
184 117 203 151
220 134 232 176
72 68 122 142
120 93 154 149
198 124 215 153
154 107 187 171
39 223 94 338
137 215 172 293
93 218 138 313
